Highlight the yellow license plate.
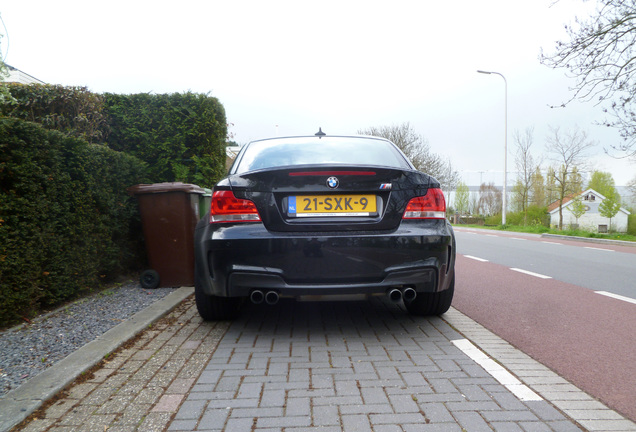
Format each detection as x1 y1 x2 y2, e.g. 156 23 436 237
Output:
288 195 377 217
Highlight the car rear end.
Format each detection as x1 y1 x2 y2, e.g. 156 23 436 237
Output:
194 135 455 319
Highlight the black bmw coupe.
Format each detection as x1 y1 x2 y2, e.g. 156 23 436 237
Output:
193 131 456 320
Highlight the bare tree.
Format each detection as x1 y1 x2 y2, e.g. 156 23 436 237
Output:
529 167 546 207
599 193 622 231
540 0 636 158
628 176 636 205
569 195 587 228
358 122 460 191
469 192 480 215
512 127 541 223
477 182 502 216
455 181 470 216
545 126 595 229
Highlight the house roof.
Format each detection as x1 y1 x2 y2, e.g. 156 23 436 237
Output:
547 193 577 213
548 189 631 215
4 64 45 84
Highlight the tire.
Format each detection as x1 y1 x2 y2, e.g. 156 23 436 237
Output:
140 269 160 289
405 272 455 316
194 280 242 321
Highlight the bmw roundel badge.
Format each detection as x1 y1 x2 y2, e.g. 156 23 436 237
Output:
327 176 339 189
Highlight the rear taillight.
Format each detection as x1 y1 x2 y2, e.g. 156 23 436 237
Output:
403 188 446 219
210 190 261 223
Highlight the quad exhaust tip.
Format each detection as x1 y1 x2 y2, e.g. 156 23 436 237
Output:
265 291 279 305
250 290 265 304
250 290 280 305
388 288 402 303
388 287 417 303
402 287 417 302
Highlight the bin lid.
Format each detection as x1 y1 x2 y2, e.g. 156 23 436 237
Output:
127 182 206 196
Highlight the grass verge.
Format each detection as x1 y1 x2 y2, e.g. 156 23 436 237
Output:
455 224 636 242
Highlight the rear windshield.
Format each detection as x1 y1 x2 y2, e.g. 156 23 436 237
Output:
233 137 411 174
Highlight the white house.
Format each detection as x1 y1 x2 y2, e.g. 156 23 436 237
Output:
548 188 631 233
4 64 45 84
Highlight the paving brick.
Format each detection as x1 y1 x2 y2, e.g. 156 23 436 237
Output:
546 420 589 432
167 419 199 431
138 412 172 432
41 399 78 419
578 418 636 431
173 400 207 420
223 417 257 432
341 414 372 431
369 413 427 425
256 415 312 428
152 394 185 412
198 408 230 429
110 403 152 427
453 411 494 432
312 405 340 426
206 397 259 409
230 407 284 418
133 386 164 405
491 390 530 410
387 393 420 413
482 410 540 422
489 422 524 432
418 402 455 423
372 425 404 432
339 403 394 415
95 394 133 414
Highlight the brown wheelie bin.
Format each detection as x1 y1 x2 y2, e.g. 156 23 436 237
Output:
128 182 205 288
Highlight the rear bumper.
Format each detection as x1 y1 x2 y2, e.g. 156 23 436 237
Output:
194 219 455 298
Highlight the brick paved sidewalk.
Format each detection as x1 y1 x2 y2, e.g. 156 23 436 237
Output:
14 298 229 432
12 295 635 432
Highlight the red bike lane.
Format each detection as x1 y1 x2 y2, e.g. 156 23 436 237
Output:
452 253 636 422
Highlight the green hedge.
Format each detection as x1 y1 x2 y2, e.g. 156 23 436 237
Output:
485 206 550 227
628 213 636 236
1 85 228 187
0 83 107 143
103 92 227 187
0 118 148 326
0 85 228 326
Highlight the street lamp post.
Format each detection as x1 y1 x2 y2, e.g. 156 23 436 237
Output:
477 70 507 226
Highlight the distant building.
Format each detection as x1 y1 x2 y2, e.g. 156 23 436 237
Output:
225 145 241 171
548 189 631 233
3 64 45 84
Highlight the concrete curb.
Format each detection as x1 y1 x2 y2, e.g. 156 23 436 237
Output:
540 233 636 247
0 286 194 432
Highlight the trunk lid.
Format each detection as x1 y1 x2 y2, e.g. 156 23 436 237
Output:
227 166 438 232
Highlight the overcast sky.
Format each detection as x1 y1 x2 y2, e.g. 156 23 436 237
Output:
2 0 634 186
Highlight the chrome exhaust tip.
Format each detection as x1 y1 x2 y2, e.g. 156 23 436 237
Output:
250 290 264 304
388 288 403 303
402 287 417 302
265 291 280 305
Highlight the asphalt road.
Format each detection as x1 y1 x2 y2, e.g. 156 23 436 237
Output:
455 228 636 298
452 227 636 422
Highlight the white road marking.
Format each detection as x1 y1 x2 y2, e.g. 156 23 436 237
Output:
595 291 636 305
541 241 562 245
510 268 552 279
464 255 489 262
452 339 542 402
486 234 498 237
510 238 527 241
584 246 614 252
